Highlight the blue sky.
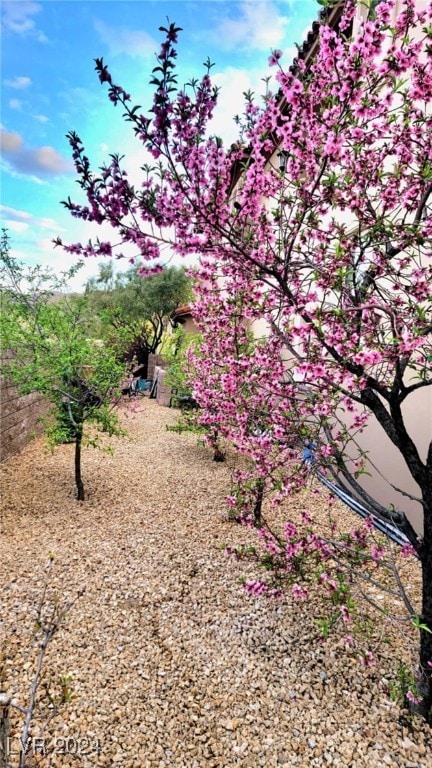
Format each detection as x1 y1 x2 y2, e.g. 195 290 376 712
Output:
1 0 320 290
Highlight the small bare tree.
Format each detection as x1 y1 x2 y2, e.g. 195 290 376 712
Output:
0 558 83 768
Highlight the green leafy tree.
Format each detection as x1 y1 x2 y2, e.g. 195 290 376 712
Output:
0 230 126 501
85 259 116 292
84 263 192 372
164 326 201 397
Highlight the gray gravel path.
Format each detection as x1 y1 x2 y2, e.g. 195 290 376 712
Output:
1 399 431 767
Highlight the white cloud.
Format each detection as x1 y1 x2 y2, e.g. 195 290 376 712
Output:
0 205 32 222
7 244 90 292
32 146 71 173
94 18 157 58
9 99 22 110
38 216 64 231
4 219 28 233
0 128 23 152
0 205 66 233
211 1 290 51
36 224 126 292
210 60 286 145
34 114 49 124
0 160 45 185
210 67 260 145
4 76 32 89
1 1 47 42
2 212 89 290
282 45 298 65
0 127 73 178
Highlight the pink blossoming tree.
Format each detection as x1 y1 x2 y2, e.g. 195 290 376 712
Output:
56 0 432 718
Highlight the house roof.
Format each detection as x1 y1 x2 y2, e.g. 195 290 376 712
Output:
228 0 346 194
172 304 192 317
170 305 193 324
289 0 345 76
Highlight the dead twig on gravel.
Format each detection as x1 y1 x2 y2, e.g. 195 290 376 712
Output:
0 558 84 768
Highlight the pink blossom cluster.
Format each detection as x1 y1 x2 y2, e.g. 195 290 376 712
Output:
59 0 431 712
242 580 283 599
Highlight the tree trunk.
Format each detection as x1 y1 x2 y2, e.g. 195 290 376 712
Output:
416 491 432 723
210 429 225 462
0 694 11 768
253 479 265 527
135 348 149 377
74 429 85 501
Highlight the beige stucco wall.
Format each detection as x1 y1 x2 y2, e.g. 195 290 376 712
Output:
354 0 428 31
248 315 430 534
246 0 430 533
226 0 430 535
331 0 429 533
181 316 199 335
338 386 430 535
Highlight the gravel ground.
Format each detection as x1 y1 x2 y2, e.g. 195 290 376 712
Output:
0 398 431 768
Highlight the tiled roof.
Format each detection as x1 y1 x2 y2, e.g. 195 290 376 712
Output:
228 0 346 193
289 1 345 75
171 304 192 318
